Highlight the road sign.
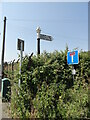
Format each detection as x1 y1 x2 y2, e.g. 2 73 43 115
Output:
67 50 79 65
17 39 24 51
40 34 52 41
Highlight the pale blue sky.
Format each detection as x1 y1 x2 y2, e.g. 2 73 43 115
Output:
0 2 88 62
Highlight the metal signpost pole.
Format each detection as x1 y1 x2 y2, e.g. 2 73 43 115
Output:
19 41 23 87
73 74 74 81
17 39 24 87
20 41 23 73
67 50 79 84
72 65 76 86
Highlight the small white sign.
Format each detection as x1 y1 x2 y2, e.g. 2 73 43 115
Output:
40 34 52 41
72 69 76 75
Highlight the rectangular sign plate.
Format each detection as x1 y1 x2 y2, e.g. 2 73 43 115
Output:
67 50 79 65
40 34 52 41
17 39 24 51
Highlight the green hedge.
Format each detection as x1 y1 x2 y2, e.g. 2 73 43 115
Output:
9 49 90 119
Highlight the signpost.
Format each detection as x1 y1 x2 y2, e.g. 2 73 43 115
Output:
67 50 79 81
67 50 79 65
17 39 24 86
36 27 53 55
17 39 24 51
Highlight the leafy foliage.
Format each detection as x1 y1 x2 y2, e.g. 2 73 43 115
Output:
8 49 90 119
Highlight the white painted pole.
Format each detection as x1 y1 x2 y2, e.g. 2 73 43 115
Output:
19 42 23 87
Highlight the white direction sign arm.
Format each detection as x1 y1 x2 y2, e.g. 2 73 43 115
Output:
40 34 53 41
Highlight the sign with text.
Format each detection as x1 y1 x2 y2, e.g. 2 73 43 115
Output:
67 50 79 65
17 39 24 51
40 34 52 41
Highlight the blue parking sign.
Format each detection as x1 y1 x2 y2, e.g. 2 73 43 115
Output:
67 50 79 65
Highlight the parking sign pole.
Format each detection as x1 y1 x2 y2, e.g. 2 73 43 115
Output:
17 39 24 87
19 41 23 87
20 42 23 73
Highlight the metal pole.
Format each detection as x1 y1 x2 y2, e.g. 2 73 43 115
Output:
73 74 74 81
72 65 76 85
72 65 74 81
12 60 15 79
0 16 6 91
19 42 23 87
20 41 23 73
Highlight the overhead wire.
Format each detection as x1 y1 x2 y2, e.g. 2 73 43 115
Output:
7 18 87 23
1 18 87 42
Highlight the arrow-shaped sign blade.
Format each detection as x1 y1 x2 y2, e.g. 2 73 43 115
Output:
40 34 53 41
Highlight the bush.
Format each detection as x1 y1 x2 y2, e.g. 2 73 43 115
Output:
8 49 90 119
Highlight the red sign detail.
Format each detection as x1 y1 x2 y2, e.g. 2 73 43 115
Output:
70 52 75 56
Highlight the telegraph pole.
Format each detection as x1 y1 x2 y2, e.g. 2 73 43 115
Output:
0 16 6 91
